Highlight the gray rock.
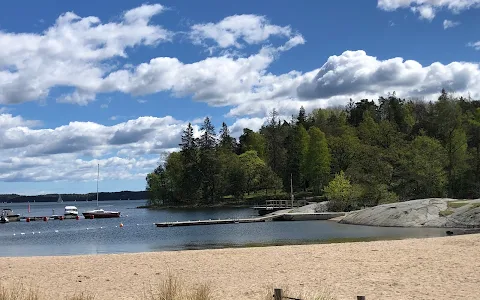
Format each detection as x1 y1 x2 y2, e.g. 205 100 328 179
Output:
265 201 330 216
340 198 480 228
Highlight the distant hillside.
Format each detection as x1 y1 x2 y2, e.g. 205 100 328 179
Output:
0 191 148 203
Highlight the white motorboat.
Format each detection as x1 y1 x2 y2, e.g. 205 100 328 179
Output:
64 206 79 219
1 209 20 222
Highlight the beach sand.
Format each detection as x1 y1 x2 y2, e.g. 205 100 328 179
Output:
1 234 479 300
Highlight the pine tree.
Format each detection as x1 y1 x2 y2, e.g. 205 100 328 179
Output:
219 122 236 152
198 117 219 203
179 123 200 202
297 106 306 126
263 109 287 177
199 117 216 150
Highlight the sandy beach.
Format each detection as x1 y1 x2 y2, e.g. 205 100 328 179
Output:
1 234 479 300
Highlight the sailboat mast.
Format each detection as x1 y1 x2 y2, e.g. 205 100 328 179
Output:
290 173 294 208
96 163 99 208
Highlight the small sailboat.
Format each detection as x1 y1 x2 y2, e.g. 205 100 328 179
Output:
57 194 63 203
82 164 120 219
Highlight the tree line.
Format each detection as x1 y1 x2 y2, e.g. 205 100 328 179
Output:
146 89 480 210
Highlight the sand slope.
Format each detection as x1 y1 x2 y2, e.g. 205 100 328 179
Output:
1 235 479 300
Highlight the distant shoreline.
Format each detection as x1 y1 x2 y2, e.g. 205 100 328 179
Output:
0 191 148 204
137 203 252 209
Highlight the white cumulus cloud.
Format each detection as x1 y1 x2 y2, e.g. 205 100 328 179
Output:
468 41 480 50
443 19 461 29
378 0 480 19
0 113 197 182
190 14 299 50
0 4 170 105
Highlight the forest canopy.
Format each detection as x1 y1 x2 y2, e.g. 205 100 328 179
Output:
146 90 480 210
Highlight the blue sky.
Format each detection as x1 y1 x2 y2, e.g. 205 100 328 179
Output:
0 0 478 195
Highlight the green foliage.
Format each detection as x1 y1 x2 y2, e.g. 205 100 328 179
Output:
324 171 360 211
306 127 331 193
238 129 266 159
146 90 480 209
262 109 288 177
396 135 448 199
239 150 267 194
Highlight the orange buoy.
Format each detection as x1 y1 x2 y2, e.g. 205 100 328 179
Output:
26 217 30 223
119 223 124 228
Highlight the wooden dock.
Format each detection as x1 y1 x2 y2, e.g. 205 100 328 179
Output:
155 216 274 227
16 215 79 222
252 199 308 216
155 212 344 228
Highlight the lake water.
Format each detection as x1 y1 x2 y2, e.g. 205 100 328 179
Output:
0 200 447 257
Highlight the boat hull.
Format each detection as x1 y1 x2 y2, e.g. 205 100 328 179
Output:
82 212 120 218
6 215 20 222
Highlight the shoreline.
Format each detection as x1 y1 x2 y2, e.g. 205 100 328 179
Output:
1 234 479 299
137 203 253 209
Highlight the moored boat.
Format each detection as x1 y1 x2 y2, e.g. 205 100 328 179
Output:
64 206 79 219
1 209 20 222
82 209 120 218
82 164 120 219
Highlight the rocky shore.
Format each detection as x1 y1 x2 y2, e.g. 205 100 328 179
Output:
340 198 480 228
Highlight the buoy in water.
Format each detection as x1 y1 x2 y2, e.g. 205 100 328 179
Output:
59 216 64 221
90 215 94 219
43 216 48 222
76 216 80 220
119 223 124 228
26 218 30 223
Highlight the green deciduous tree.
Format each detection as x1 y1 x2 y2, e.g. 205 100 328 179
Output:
238 128 266 159
306 127 331 194
324 171 361 211
396 135 448 199
239 150 266 194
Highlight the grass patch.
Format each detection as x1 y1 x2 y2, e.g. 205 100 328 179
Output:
1 275 339 300
439 209 454 217
145 273 212 300
0 283 94 300
470 203 480 209
0 283 40 300
65 293 95 300
447 201 469 209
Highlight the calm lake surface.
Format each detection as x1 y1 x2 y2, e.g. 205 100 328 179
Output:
0 200 447 257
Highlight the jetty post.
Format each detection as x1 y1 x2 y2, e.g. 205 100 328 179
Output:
274 288 283 300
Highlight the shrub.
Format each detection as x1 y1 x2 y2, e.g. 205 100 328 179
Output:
324 172 361 211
